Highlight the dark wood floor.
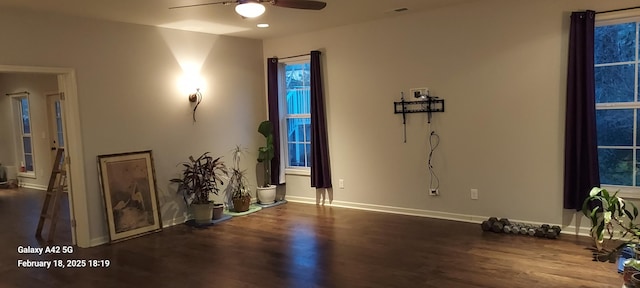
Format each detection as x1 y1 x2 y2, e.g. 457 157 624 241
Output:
0 188 623 287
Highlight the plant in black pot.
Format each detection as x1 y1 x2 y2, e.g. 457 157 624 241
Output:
170 152 228 223
582 187 640 262
256 120 277 204
226 145 251 212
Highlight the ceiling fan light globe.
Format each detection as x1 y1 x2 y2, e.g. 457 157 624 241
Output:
235 3 266 18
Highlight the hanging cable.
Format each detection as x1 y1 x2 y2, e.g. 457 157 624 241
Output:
428 129 440 191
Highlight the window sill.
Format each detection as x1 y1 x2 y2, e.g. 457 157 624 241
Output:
18 172 36 179
602 185 640 200
285 168 310 176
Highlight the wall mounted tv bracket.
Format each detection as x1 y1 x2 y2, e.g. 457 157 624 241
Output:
394 91 445 142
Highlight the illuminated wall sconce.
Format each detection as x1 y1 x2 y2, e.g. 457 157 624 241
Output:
189 88 202 122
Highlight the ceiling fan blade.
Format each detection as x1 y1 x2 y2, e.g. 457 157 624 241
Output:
271 0 327 10
168 1 238 10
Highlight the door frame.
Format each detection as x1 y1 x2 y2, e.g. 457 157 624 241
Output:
0 65 89 248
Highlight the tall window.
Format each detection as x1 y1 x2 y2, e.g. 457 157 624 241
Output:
595 16 640 189
281 61 311 170
16 97 35 173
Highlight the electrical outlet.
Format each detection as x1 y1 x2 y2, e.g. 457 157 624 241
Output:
410 87 429 98
470 189 479 200
339 179 344 189
429 188 439 196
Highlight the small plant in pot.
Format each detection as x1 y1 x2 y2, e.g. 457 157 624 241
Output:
581 187 640 263
170 152 228 223
257 120 277 204
226 145 252 212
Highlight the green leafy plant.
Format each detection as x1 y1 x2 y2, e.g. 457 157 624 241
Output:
582 187 640 262
170 152 228 206
257 120 275 187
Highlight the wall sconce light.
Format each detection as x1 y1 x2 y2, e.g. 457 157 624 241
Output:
189 88 202 122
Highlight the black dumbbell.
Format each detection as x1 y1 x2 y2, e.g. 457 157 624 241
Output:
481 217 498 231
491 218 510 233
519 225 530 235
534 226 546 237
545 225 561 239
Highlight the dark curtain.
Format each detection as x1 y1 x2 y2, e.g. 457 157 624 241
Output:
267 57 282 184
310 50 332 188
563 10 599 210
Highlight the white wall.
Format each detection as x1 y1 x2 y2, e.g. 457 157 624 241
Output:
0 8 266 245
0 73 59 189
264 0 640 230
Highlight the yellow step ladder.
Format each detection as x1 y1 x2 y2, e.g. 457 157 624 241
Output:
36 148 66 242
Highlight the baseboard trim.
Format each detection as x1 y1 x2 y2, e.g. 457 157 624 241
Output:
287 196 488 223
86 197 592 247
88 216 190 247
286 196 591 237
90 236 109 247
163 215 188 228
21 183 47 191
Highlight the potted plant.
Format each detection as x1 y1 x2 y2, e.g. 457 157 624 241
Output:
256 120 276 204
170 152 227 223
581 187 640 262
227 145 252 212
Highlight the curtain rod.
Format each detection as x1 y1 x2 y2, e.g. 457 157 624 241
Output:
278 53 310 60
5 91 29 96
596 6 640 14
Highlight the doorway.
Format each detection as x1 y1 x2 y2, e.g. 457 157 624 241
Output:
0 65 90 248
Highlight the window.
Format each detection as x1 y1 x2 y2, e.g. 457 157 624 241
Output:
280 60 311 172
595 15 640 190
14 96 35 174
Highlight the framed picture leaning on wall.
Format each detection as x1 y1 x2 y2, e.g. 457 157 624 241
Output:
97 150 162 243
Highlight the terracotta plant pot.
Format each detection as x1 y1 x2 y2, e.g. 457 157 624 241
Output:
631 272 640 288
232 195 251 212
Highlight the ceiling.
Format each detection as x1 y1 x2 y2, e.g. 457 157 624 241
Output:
0 0 480 39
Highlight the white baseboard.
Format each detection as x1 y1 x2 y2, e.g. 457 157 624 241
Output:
90 235 109 247
21 183 47 191
86 197 592 247
88 216 189 247
286 196 591 237
163 215 188 228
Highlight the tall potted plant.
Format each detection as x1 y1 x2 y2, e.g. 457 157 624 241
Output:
170 152 227 223
256 120 276 204
226 145 251 212
582 187 640 262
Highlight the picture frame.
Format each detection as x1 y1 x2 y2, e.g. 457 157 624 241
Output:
97 150 162 243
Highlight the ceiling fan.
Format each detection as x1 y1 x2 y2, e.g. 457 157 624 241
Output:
169 0 327 18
